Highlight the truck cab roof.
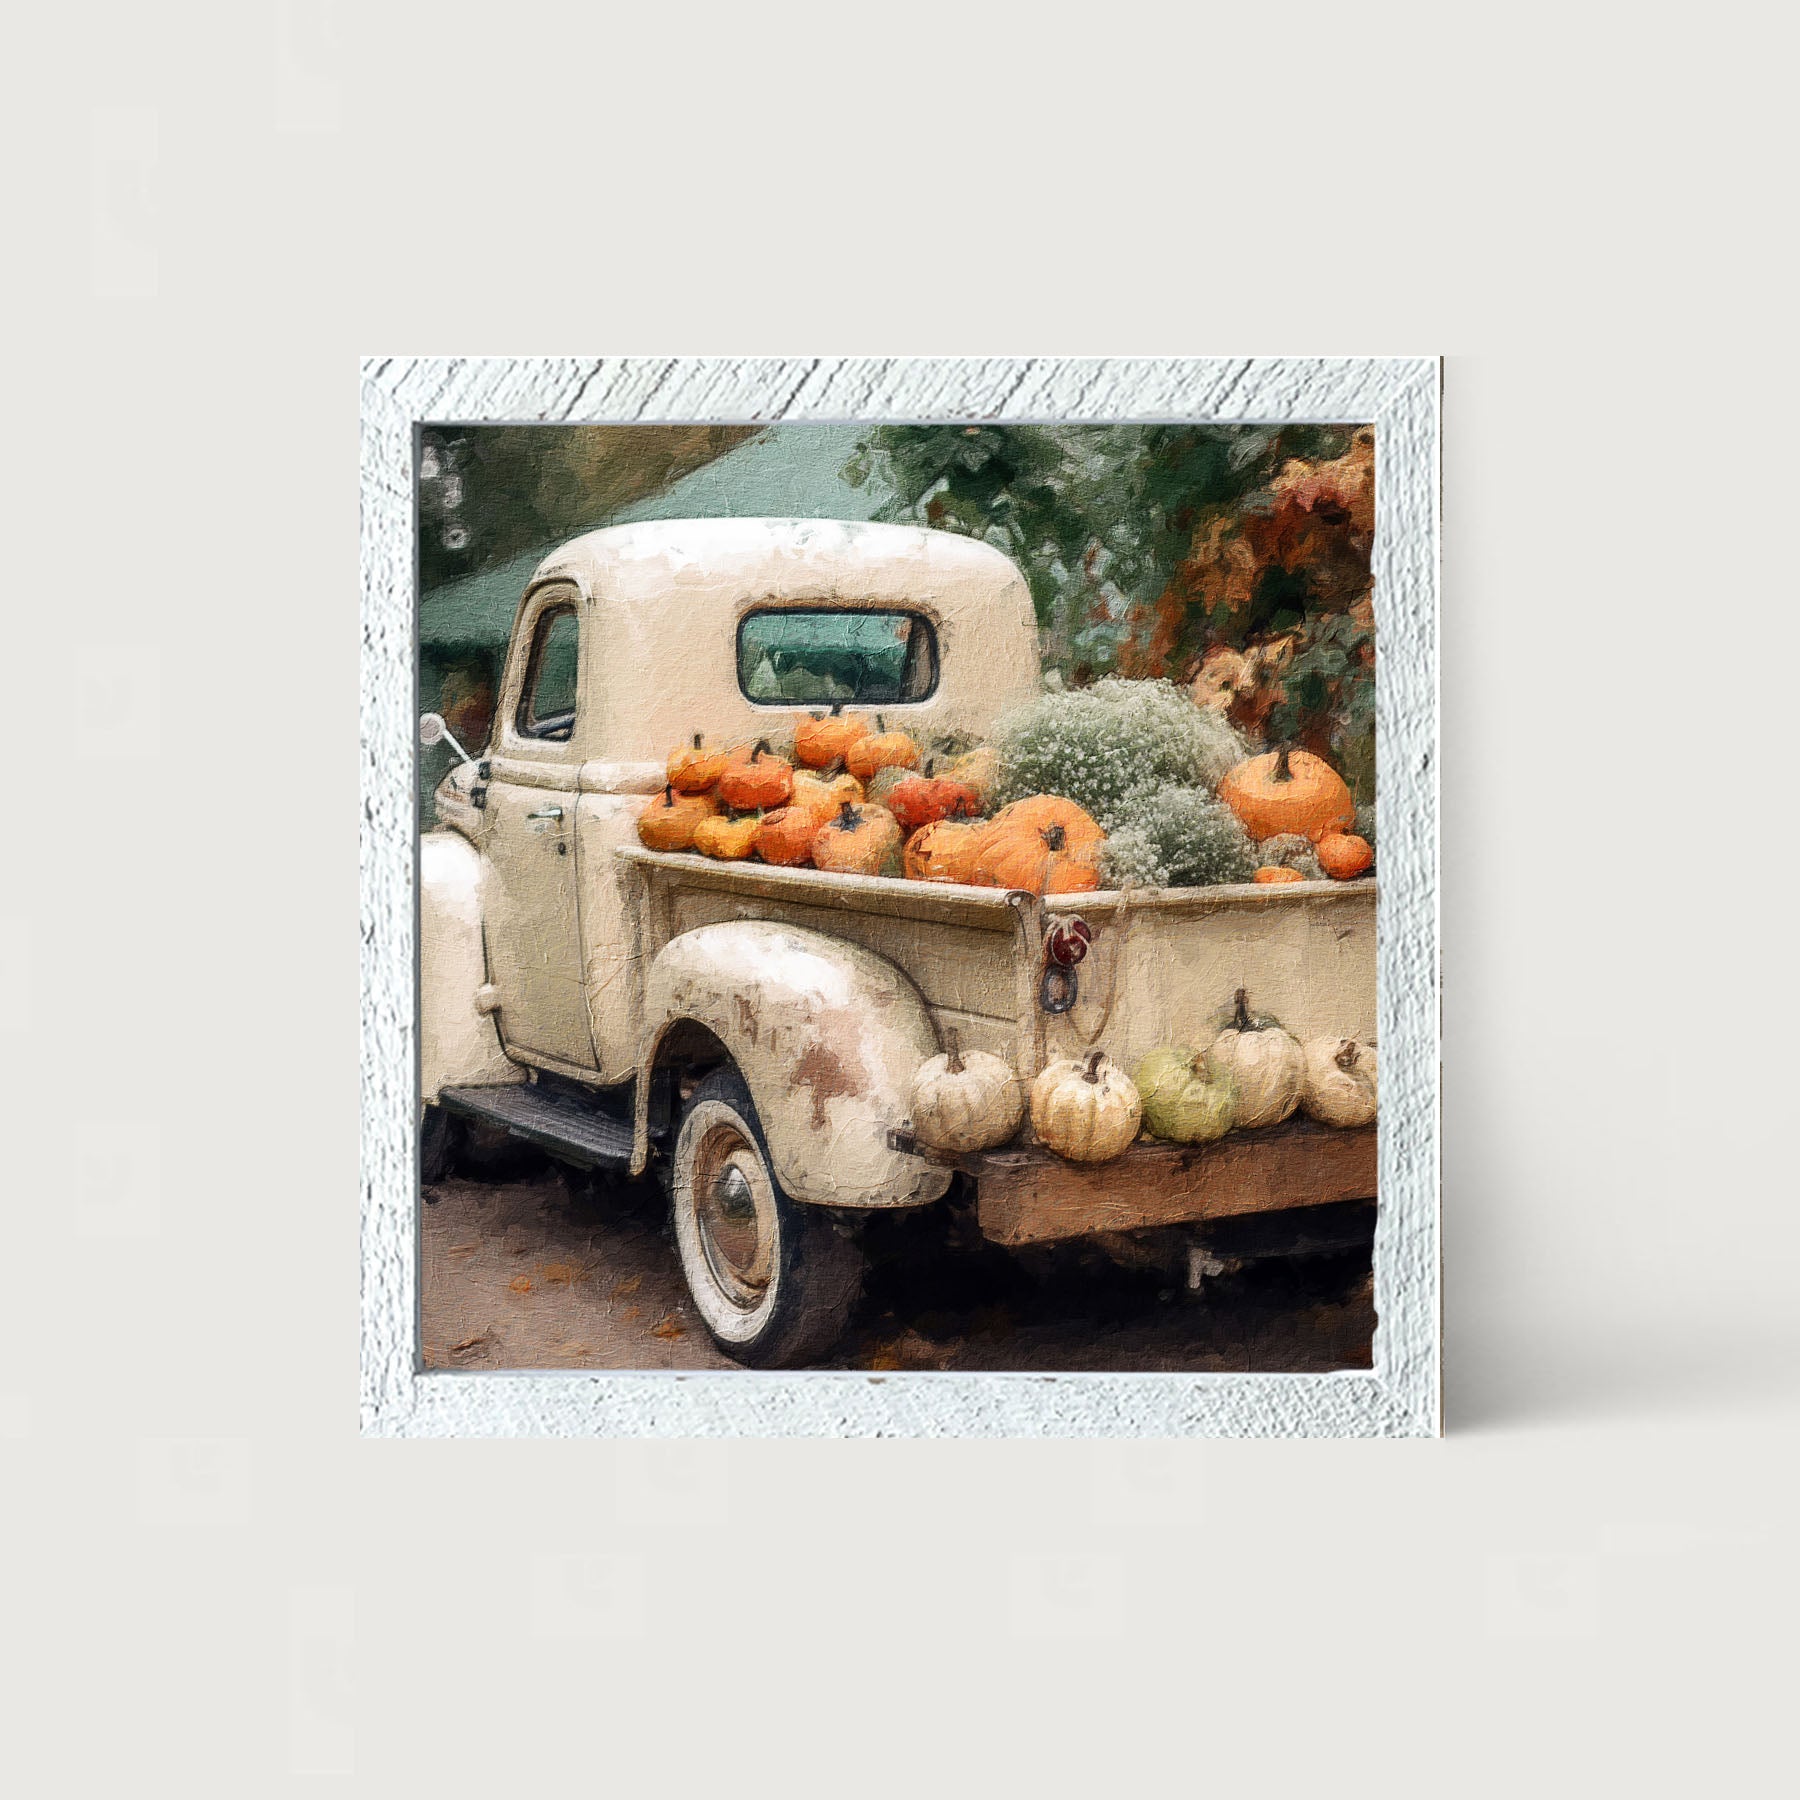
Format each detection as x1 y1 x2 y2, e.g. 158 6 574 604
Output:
500 518 1042 766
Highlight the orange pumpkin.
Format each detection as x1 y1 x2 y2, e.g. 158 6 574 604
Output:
794 706 871 770
666 732 729 794
692 813 761 861
716 740 794 812
637 784 718 852
844 716 921 783
789 764 865 825
1253 865 1306 885
980 796 1106 858
1218 747 1355 843
753 805 819 868
904 819 983 885
973 820 1102 895
886 761 984 835
1315 831 1374 880
812 800 903 877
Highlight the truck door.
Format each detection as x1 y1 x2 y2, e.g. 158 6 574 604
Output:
481 585 597 1070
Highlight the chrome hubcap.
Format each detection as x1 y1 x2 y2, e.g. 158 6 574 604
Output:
693 1124 776 1310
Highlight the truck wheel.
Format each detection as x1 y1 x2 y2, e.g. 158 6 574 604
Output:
671 1068 862 1368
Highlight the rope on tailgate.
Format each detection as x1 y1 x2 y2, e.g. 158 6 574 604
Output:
1067 881 1135 1048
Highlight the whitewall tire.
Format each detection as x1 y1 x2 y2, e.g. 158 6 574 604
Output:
670 1068 862 1368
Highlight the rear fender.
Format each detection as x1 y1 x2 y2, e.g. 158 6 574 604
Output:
635 921 951 1208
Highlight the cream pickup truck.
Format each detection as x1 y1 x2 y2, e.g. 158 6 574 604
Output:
421 518 1376 1366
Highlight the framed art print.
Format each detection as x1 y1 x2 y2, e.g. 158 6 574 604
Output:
360 356 1440 1436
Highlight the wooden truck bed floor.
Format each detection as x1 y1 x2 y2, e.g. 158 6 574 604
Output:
895 1118 1378 1247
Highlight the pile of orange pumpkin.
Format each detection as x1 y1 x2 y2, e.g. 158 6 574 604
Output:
639 706 1373 895
636 710 1107 896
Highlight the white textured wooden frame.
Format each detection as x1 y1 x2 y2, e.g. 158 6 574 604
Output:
361 356 1440 1437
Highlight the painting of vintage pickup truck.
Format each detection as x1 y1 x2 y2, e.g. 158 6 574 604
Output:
417 423 1378 1372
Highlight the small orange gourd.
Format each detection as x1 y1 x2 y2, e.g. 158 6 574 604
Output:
811 800 903 878
794 705 872 770
789 763 865 825
692 812 761 861
637 784 719 853
716 740 794 812
1316 832 1374 880
1253 865 1306 885
753 805 819 868
666 732 729 794
1218 746 1355 843
886 761 984 834
904 819 983 885
844 716 921 783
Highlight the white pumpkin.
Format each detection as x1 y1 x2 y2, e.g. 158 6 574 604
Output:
910 1029 1025 1153
1301 1037 1378 1128
1030 1049 1142 1163
1207 988 1305 1129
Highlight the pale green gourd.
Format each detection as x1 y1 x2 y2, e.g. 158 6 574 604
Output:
1135 1048 1236 1144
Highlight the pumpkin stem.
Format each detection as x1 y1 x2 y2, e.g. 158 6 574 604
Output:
692 731 703 750
1040 823 1068 853
833 799 860 830
752 738 770 760
1082 1049 1104 1084
1336 1039 1358 1071
1233 987 1252 1032
829 702 843 716
944 1028 964 1075
1272 745 1293 783
662 784 675 806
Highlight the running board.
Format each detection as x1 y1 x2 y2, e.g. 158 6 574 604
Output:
438 1083 634 1169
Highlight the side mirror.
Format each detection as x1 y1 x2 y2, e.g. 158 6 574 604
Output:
419 711 474 764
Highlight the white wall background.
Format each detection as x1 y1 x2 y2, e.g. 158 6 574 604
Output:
3 2 1794 1793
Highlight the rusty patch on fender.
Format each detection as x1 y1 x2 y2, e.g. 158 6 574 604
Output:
792 1014 867 1129
733 991 760 1047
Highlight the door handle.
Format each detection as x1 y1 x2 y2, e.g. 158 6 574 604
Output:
527 806 564 822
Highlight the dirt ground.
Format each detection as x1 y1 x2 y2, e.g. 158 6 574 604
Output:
420 1151 1375 1374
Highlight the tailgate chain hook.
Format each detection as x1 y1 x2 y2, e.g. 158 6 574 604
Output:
1038 961 1078 1014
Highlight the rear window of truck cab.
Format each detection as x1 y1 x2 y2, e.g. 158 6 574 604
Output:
737 608 939 706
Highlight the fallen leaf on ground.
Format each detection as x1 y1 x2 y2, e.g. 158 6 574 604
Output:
895 1329 950 1367
448 1243 481 1258
620 1305 642 1324
650 1317 686 1340
863 1340 902 1371
448 1333 490 1355
540 1261 584 1287
508 1276 532 1294
611 1274 643 1298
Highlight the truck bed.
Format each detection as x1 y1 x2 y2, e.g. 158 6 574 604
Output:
615 845 1377 1077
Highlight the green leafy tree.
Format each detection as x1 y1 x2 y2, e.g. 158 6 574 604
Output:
844 424 1375 798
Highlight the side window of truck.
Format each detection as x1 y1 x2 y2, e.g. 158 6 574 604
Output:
516 604 579 741
738 608 939 705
